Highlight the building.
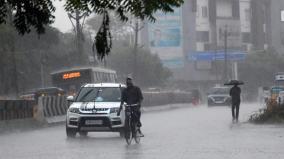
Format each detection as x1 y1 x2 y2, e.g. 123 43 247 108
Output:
140 0 196 84
249 0 284 54
140 0 279 90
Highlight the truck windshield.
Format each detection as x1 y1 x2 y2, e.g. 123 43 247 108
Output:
76 87 121 102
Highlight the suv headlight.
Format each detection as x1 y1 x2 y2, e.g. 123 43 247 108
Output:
68 107 80 114
110 107 120 114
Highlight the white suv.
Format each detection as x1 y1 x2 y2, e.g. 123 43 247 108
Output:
66 83 126 137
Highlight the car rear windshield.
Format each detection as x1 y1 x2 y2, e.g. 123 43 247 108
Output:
76 87 121 102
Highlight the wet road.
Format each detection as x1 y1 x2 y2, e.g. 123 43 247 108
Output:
1 103 284 159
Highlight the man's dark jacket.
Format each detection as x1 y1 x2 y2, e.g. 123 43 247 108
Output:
230 86 241 104
121 86 143 105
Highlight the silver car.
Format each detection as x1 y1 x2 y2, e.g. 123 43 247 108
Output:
207 86 231 106
66 83 126 137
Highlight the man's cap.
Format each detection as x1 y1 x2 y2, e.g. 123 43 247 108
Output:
126 74 133 80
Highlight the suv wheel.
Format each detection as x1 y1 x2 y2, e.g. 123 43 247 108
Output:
79 131 88 137
66 127 77 138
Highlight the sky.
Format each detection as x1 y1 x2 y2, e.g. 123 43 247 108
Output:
52 0 72 33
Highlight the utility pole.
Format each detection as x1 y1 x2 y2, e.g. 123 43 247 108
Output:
68 10 88 64
224 25 228 81
131 19 144 80
233 62 238 80
133 20 139 79
213 21 219 82
7 4 19 97
40 50 45 88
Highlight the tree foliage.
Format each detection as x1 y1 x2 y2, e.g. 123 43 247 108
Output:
238 49 284 100
0 0 184 59
0 24 87 97
94 10 112 60
64 0 184 22
0 0 55 34
108 43 172 87
86 11 132 39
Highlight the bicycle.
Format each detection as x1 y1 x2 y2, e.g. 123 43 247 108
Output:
124 103 141 145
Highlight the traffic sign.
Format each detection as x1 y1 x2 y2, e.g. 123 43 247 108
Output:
188 50 246 61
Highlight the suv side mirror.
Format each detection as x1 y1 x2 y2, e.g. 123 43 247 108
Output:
67 96 74 102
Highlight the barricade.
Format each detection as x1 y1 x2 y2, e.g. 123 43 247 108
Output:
0 100 35 121
36 92 191 118
143 91 192 106
38 96 68 117
1 92 192 126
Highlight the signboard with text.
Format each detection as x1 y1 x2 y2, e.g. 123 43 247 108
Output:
188 50 246 61
148 7 184 68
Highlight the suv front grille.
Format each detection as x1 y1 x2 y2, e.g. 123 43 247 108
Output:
80 108 109 115
80 108 109 111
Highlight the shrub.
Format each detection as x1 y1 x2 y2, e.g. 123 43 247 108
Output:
249 100 284 124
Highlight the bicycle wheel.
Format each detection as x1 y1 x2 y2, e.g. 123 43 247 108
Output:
134 127 141 144
125 118 133 145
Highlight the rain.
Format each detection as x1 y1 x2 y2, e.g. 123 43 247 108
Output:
1 0 284 158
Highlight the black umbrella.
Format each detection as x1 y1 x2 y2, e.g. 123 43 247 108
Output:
224 80 244 86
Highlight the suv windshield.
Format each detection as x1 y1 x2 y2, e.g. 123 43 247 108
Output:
209 87 230 95
76 87 121 102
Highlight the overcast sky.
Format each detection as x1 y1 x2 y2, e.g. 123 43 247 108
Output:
52 0 72 33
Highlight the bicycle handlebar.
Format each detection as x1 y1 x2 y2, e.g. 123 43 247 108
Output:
124 103 139 107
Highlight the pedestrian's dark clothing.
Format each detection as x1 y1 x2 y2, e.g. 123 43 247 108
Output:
121 85 143 127
230 85 241 120
121 86 143 106
230 86 241 103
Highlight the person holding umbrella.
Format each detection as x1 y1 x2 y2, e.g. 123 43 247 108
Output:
225 80 243 122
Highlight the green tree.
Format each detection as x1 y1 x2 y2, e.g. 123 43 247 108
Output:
86 12 134 39
0 24 79 96
108 44 172 88
0 0 184 59
238 49 284 100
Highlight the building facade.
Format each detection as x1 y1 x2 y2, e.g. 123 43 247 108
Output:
140 0 284 90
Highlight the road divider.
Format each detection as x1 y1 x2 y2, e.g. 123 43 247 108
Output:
143 91 192 106
1 91 192 128
0 100 35 120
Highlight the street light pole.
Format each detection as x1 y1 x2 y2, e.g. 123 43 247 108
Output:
40 50 45 88
224 25 228 81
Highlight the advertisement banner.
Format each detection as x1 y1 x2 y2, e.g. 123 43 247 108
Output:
148 7 184 68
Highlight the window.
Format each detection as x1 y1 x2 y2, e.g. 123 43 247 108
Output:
196 6 199 17
106 73 110 81
196 31 209 42
219 28 224 41
202 6 208 18
232 0 240 18
245 9 250 21
242 32 251 43
192 0 197 12
281 32 284 45
97 72 101 81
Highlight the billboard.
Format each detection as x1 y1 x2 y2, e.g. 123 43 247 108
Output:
148 7 184 68
188 50 246 61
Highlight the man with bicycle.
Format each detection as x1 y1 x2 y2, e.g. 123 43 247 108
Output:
117 76 144 137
